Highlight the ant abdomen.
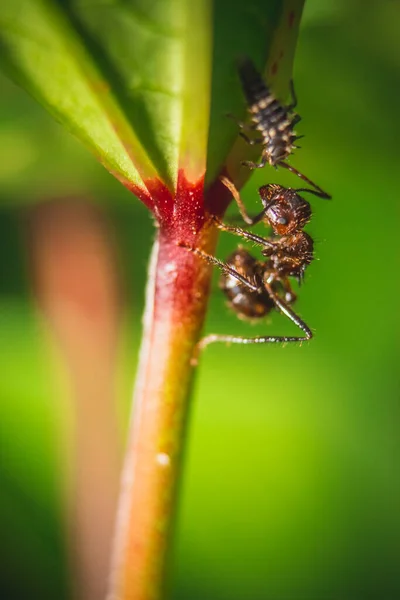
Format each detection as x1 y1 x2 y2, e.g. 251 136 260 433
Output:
220 249 272 319
220 248 297 321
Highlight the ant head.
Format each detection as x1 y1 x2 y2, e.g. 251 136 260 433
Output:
258 185 311 235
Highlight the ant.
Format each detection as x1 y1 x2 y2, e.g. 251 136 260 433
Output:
219 176 314 284
232 57 331 200
179 177 316 361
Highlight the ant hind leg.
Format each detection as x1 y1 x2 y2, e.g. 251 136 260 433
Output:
192 279 313 364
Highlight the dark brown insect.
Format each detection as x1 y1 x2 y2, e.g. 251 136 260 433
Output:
234 57 331 200
220 176 314 283
178 178 315 359
179 241 312 360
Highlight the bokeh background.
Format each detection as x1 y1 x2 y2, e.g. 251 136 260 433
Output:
1 0 399 598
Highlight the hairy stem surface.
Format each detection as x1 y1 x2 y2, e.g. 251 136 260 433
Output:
109 213 217 600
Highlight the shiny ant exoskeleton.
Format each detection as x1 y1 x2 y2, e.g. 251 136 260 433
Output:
233 57 331 200
219 176 314 284
183 243 312 360
179 178 316 360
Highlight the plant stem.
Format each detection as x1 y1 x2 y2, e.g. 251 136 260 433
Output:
108 219 217 600
28 199 121 600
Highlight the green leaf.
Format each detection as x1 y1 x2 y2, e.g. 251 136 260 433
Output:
0 1 158 195
0 0 304 199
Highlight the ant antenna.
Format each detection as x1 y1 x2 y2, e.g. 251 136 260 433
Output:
279 161 331 200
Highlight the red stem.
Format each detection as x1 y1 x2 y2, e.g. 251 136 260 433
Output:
108 175 220 599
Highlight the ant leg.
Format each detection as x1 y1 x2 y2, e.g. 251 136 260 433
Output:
242 155 268 170
279 161 332 199
212 216 276 252
192 283 312 362
239 132 263 145
294 186 331 200
178 242 260 292
220 176 265 226
264 280 312 339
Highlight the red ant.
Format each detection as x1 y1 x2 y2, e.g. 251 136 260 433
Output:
180 177 317 361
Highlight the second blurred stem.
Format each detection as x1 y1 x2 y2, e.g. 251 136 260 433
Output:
29 198 122 600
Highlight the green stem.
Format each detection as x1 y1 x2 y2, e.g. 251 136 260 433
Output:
108 222 217 600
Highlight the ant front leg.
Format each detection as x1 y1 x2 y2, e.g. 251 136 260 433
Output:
212 216 277 251
177 242 260 292
220 176 265 226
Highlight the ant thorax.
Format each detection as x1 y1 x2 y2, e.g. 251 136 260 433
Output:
220 250 273 319
264 231 314 280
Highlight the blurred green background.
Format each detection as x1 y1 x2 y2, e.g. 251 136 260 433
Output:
1 0 400 598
